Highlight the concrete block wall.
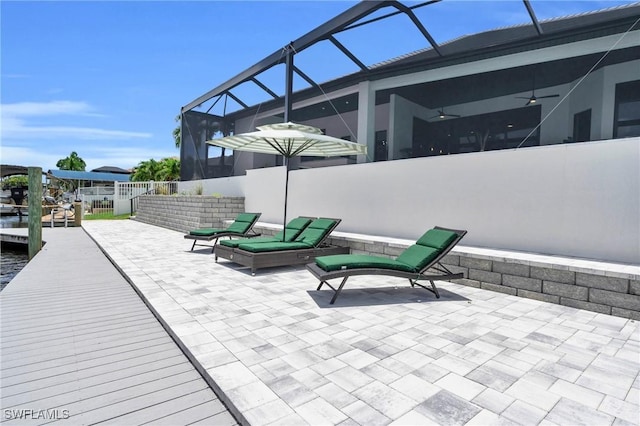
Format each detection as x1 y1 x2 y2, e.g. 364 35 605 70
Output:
134 195 245 233
251 223 640 321
439 253 640 320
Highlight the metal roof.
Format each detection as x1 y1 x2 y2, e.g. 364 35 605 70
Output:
91 166 131 174
47 169 131 182
1 165 29 178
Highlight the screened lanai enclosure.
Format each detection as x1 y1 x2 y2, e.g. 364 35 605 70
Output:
180 0 640 181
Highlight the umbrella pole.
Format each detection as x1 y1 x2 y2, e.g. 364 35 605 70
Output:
282 158 290 242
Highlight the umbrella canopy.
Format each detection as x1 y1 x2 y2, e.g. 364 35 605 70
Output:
206 122 367 239
207 122 367 158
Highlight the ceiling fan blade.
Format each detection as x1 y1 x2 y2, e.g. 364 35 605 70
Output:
538 94 560 99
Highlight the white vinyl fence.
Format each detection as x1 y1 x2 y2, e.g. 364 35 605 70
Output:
114 181 178 215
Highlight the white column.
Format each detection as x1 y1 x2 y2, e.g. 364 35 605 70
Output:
357 81 375 163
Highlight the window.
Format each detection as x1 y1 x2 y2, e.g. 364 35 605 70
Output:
573 109 591 142
374 130 388 161
614 80 640 138
412 106 541 157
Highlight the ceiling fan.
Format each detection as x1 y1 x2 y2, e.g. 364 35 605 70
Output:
429 108 461 120
516 90 560 106
516 74 560 106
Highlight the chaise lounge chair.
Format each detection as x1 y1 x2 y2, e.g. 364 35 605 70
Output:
184 212 261 252
217 216 313 249
214 217 350 274
306 226 467 304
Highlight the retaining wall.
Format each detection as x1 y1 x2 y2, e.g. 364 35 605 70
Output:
134 195 245 233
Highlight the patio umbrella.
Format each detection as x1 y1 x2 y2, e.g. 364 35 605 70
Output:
206 122 367 240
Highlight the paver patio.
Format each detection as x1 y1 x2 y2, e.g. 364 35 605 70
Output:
82 220 639 425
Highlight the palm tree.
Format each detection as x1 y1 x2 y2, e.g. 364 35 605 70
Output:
55 151 86 195
173 115 181 148
130 159 159 182
56 151 86 171
158 157 180 181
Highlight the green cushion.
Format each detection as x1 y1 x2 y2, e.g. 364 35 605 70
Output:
236 213 260 223
237 241 312 253
316 254 416 272
189 227 225 236
189 213 259 236
274 217 313 242
395 245 440 271
225 213 259 233
219 217 312 247
416 228 457 250
294 218 337 246
287 217 313 231
219 236 277 248
226 221 252 233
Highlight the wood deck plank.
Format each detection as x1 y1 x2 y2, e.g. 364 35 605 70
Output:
0 227 237 425
1 354 188 400
63 377 208 424
2 360 198 409
1 333 174 373
98 388 224 425
148 399 236 426
1 343 181 387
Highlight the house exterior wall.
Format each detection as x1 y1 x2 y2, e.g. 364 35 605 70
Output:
230 137 638 264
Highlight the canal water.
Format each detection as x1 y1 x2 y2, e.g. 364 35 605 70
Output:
1 215 29 291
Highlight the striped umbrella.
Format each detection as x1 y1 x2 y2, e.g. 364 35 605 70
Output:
207 122 367 239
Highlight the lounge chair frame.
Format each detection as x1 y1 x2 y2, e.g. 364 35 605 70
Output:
306 226 467 304
184 213 262 253
214 218 349 275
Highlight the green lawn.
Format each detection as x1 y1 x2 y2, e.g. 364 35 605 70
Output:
83 212 131 221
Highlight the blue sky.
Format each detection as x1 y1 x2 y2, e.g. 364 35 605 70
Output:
1 1 634 172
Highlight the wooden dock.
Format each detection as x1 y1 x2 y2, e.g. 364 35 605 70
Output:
0 228 238 425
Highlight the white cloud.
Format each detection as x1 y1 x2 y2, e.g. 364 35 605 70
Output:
3 100 95 116
0 146 62 170
0 144 177 172
1 100 162 171
1 100 152 140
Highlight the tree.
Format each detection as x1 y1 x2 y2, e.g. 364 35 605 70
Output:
158 157 180 181
173 115 181 148
130 159 159 182
56 151 86 171
130 157 180 182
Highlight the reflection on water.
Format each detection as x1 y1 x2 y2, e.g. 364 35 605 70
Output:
1 247 28 291
1 215 29 290
1 214 29 229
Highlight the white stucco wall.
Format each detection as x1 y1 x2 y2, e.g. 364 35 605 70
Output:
178 175 246 197
236 137 639 264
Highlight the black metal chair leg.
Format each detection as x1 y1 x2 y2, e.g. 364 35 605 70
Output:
430 280 440 298
330 276 349 305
